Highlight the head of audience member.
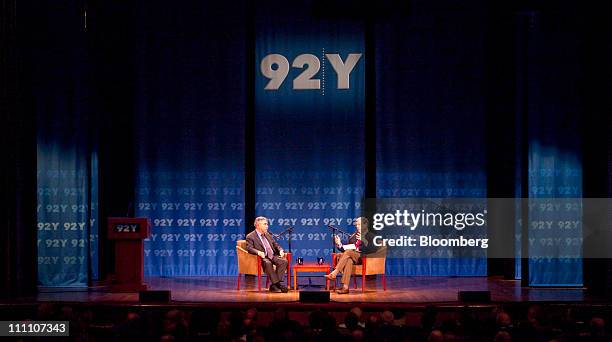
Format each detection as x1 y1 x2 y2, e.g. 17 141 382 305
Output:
164 309 188 337
244 307 258 329
79 309 93 327
365 313 380 332
344 312 359 331
496 311 512 329
443 332 457 342
160 334 175 342
421 310 438 331
37 303 55 320
251 335 266 342
352 328 365 341
191 308 220 337
228 310 246 338
127 312 140 322
527 305 542 326
590 317 605 337
428 329 444 342
308 310 326 331
322 314 337 332
165 309 185 323
494 331 512 342
273 308 288 322
381 311 394 325
59 305 75 321
440 318 458 334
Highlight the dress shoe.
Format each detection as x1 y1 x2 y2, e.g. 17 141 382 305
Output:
336 288 349 294
324 273 336 280
269 284 282 293
278 285 289 293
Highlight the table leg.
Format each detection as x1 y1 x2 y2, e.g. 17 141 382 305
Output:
293 269 297 290
286 253 291 288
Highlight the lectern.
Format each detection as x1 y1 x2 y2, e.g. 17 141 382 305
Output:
107 217 151 292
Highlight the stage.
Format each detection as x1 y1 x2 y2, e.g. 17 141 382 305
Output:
2 275 608 338
30 276 593 306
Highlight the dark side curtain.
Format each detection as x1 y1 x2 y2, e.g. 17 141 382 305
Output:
517 11 583 286
1 0 38 297
32 1 98 286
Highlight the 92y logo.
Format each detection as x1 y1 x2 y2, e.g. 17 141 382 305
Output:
260 53 362 90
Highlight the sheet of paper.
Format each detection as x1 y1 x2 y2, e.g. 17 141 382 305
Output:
342 244 356 250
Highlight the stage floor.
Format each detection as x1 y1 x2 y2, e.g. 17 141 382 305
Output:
33 276 593 305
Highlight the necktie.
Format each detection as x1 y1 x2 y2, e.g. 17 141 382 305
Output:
261 234 273 258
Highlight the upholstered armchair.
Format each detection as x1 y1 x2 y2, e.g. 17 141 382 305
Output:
332 246 387 292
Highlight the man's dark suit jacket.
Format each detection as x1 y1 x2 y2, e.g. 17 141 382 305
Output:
337 231 377 264
246 230 283 257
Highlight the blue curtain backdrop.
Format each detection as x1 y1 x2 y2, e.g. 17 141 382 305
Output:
254 4 365 263
518 12 583 286
134 2 247 276
32 1 589 284
36 2 98 286
375 5 488 276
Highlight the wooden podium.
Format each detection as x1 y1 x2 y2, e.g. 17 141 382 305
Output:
108 217 150 292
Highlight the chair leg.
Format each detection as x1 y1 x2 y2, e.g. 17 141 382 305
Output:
361 260 366 293
353 276 357 289
287 256 291 287
258 266 262 292
265 277 270 288
256 257 262 291
237 274 241 290
362 274 365 293
383 274 387 291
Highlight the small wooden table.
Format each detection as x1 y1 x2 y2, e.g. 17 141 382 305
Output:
293 262 331 290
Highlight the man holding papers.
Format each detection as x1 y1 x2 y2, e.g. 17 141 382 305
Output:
325 217 376 294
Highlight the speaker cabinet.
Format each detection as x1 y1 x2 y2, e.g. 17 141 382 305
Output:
139 290 171 303
458 291 491 302
299 290 330 303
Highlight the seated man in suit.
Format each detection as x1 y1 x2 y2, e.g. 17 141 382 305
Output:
246 216 288 293
325 217 376 294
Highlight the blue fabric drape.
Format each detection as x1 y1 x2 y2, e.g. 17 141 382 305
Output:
254 4 365 261
375 7 488 276
134 2 247 276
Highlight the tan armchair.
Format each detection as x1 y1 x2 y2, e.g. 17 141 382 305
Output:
332 246 387 293
353 246 387 292
236 240 289 291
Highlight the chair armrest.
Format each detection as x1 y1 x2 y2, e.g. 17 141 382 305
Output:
236 245 252 255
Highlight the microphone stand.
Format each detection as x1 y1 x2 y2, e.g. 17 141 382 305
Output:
327 225 350 254
271 227 294 288
272 226 294 253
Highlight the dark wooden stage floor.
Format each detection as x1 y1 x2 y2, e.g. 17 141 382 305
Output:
31 276 595 306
